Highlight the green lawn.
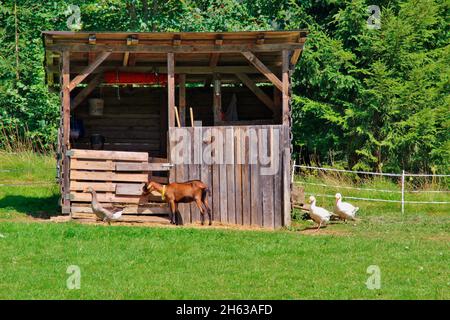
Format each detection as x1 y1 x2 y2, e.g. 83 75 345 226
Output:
0 152 449 299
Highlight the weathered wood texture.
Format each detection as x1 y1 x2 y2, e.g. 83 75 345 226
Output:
68 149 170 215
168 125 290 228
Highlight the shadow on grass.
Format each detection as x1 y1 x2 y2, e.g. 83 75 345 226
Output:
0 195 60 219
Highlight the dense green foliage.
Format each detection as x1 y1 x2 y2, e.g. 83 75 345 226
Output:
0 0 448 172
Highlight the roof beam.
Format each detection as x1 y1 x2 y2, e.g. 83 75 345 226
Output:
241 51 282 91
48 65 280 75
67 51 111 92
236 73 275 112
46 43 304 54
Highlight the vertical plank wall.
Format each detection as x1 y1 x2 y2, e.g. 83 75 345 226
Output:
168 125 291 229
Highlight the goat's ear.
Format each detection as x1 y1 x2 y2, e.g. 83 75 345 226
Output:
143 183 148 191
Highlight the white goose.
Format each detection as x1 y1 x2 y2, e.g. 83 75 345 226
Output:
334 193 358 222
308 195 332 231
84 187 123 225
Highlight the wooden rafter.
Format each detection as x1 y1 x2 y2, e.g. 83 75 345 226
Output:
173 35 181 46
256 34 265 44
241 51 283 91
71 73 104 110
236 73 275 112
67 51 111 92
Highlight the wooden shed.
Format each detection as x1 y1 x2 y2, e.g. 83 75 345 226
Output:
43 30 307 228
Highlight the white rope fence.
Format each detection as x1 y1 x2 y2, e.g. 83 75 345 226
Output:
293 163 450 212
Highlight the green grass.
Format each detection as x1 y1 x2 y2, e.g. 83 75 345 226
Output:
0 151 59 219
0 152 449 299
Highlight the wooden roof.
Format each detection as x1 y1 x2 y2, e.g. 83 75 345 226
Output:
43 30 307 85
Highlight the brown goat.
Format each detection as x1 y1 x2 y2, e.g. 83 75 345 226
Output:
143 180 212 226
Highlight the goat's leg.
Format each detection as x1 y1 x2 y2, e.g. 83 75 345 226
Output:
174 203 180 225
195 198 205 225
169 200 176 224
202 198 212 226
201 190 212 226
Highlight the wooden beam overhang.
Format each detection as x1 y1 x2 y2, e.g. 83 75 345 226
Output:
71 73 104 110
67 51 111 92
236 73 275 113
241 51 283 91
46 42 304 54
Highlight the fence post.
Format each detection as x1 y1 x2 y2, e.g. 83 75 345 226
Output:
401 170 405 214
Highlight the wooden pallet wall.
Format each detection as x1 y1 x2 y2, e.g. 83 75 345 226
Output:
68 149 170 216
168 125 291 229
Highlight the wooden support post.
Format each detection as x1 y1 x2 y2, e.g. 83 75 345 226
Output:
213 74 222 124
282 50 291 126
236 73 275 112
242 51 283 91
179 74 186 126
67 51 111 92
204 37 223 88
274 86 281 122
62 51 71 214
167 52 175 128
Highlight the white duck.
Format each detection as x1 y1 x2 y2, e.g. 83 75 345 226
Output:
308 195 332 231
334 193 358 222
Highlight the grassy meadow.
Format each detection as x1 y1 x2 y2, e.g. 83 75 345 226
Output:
0 152 449 299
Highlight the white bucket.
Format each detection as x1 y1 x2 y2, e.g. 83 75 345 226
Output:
88 98 104 116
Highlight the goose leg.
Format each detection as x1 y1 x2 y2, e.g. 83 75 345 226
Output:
316 221 322 232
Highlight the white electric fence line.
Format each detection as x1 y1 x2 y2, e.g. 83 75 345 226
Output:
304 192 450 204
294 181 401 193
405 173 450 177
294 165 401 177
294 181 450 194
294 165 450 178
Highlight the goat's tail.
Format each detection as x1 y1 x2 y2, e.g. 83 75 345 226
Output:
202 187 211 201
